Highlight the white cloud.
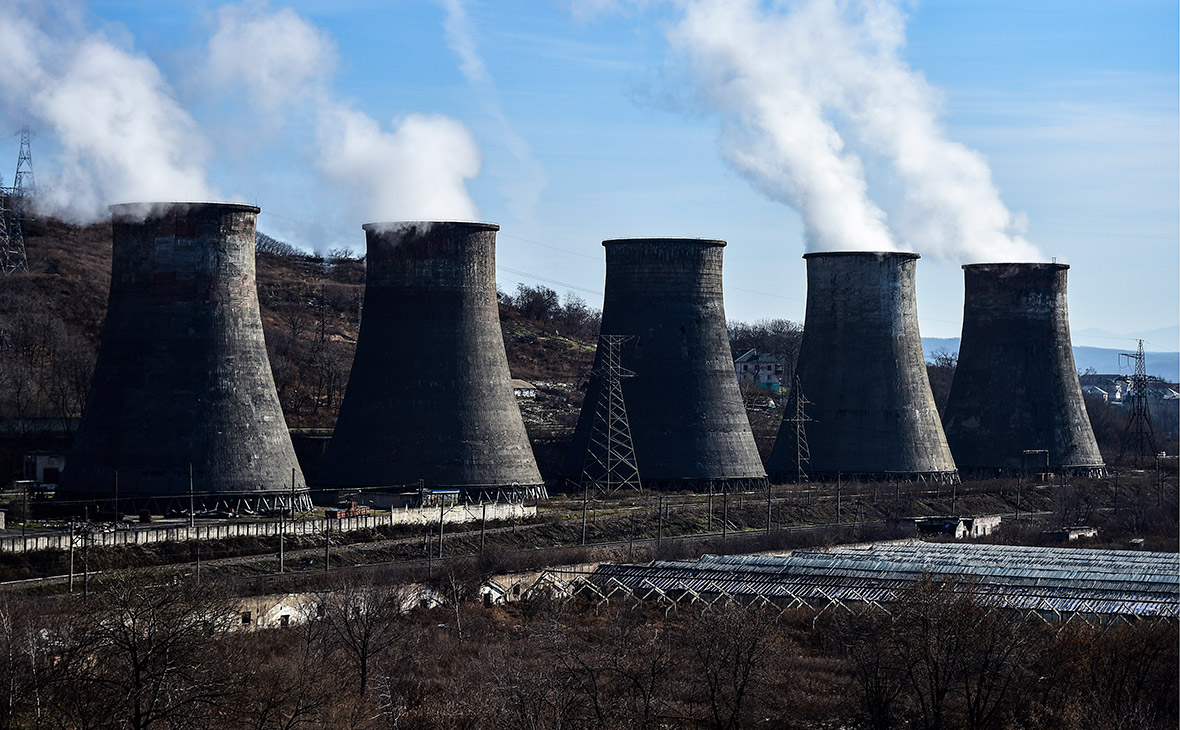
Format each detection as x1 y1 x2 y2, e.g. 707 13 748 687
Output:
202 2 483 226
438 0 546 226
206 2 337 111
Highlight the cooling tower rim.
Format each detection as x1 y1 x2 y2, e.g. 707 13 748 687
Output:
362 220 500 233
802 250 919 261
109 201 260 220
962 262 1069 271
602 237 726 248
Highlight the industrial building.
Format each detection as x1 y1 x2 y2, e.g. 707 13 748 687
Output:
58 202 309 513
943 263 1106 477
562 238 767 492
767 252 958 483
318 221 545 502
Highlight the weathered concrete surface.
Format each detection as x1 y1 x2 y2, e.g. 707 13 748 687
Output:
58 203 308 509
943 263 1104 476
318 222 544 497
767 252 958 482
562 238 767 491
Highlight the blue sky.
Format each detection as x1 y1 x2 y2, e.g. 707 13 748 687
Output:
3 0 1177 347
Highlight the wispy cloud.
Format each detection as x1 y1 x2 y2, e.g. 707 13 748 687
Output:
438 0 546 227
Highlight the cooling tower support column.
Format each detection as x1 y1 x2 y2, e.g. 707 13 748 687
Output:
318 222 545 502
59 202 310 514
942 263 1105 477
767 252 958 484
562 238 767 492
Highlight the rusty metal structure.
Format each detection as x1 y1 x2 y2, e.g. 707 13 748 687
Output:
59 202 309 512
563 238 767 492
767 252 958 483
943 263 1105 476
318 221 544 501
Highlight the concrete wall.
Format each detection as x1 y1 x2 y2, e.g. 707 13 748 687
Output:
562 238 767 490
0 502 533 553
58 203 308 508
319 222 543 496
767 252 958 482
943 264 1104 475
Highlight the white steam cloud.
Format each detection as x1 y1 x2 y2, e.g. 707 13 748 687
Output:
204 2 481 224
0 1 213 221
665 0 1041 261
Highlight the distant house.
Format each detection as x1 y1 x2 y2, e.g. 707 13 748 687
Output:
914 515 1002 540
23 451 66 488
734 349 787 392
1081 385 1110 403
1080 373 1179 404
512 379 537 398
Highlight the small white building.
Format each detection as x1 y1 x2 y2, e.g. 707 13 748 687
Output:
512 379 537 398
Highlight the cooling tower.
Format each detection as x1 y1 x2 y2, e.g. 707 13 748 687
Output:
942 263 1105 477
317 221 545 500
562 238 767 491
767 252 958 483
59 202 309 512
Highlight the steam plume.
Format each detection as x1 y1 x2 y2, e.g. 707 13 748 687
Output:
0 0 213 222
665 0 1041 261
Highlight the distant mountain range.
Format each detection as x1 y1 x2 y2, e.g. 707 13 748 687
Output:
921 337 1180 383
1071 325 1179 354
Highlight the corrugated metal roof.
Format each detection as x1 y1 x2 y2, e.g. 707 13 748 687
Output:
582 542 1179 618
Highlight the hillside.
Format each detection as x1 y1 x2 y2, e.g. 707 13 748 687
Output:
0 217 598 437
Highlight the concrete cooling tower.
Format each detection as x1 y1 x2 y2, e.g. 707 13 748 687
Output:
562 238 767 491
317 221 544 501
942 263 1105 477
59 202 309 512
767 252 958 483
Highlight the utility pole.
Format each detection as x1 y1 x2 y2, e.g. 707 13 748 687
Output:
324 518 331 572
628 512 635 561
722 486 729 540
68 523 75 593
657 495 664 545
581 481 588 546
480 503 487 555
188 463 195 528
836 473 842 524
579 335 642 495
765 486 772 533
438 500 445 559
1118 340 1157 463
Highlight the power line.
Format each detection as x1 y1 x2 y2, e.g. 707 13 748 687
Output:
496 266 602 296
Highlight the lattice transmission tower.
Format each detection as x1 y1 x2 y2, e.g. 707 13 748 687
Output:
1118 339 1156 463
579 334 642 495
782 376 813 483
1 124 34 275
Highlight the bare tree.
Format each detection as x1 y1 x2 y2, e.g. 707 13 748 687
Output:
318 576 409 694
48 576 239 730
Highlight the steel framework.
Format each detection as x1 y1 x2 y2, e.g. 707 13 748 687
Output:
579 334 642 495
781 376 813 483
1118 340 1157 463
